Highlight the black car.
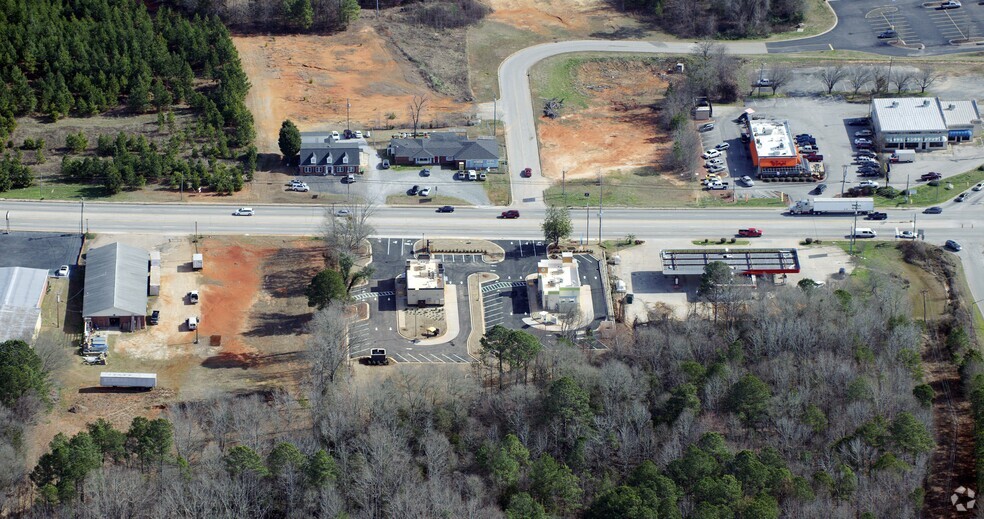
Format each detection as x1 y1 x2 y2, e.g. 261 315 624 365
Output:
408 185 419 196
924 206 943 214
877 30 898 39
946 240 963 251
866 212 888 220
848 118 871 126
814 183 828 194
956 193 969 202
437 205 455 213
420 168 431 177
148 310 160 325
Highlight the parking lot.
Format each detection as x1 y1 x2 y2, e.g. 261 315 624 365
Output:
349 238 606 363
0 231 82 272
285 143 493 206
768 0 984 55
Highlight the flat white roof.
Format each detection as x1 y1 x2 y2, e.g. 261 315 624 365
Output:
872 98 947 132
940 100 981 127
750 119 797 158
100 372 157 378
538 253 581 293
406 259 444 290
0 267 48 342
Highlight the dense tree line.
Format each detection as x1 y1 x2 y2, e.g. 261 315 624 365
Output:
166 0 360 32
0 0 253 151
59 131 248 194
619 0 806 38
3 265 936 517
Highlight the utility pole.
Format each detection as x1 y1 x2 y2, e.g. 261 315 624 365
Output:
597 173 604 246
841 165 848 195
79 198 85 236
346 98 351 131
562 170 567 204
921 289 929 321
904 174 910 204
492 97 497 138
849 201 859 255
584 192 590 245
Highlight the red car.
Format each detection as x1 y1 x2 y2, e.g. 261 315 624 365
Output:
521 167 532 178
738 228 763 237
501 210 520 219
919 172 942 181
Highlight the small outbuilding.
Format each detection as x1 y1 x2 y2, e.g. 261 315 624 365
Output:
83 242 149 332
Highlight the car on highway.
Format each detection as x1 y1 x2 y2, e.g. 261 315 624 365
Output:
702 149 721 159
940 0 961 8
437 205 455 213
715 142 730 150
521 167 532 178
975 182 984 191
740 175 754 186
335 209 351 217
420 168 431 176
408 185 419 196
924 206 943 214
699 123 715 132
858 180 879 188
232 207 254 216
920 172 942 181
501 210 520 219
946 240 963 251
419 187 431 197
56 265 69 277
877 30 898 39
897 230 916 239
738 228 763 237
866 212 888 220
956 192 969 202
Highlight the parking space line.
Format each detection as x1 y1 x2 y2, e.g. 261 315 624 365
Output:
403 352 423 362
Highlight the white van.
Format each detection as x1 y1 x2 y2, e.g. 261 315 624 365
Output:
852 228 877 238
345 174 355 183
467 169 477 180
187 316 199 330
233 207 254 216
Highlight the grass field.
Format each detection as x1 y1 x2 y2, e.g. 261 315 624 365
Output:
764 0 836 40
530 55 592 110
2 181 109 200
385 194 471 207
877 167 984 207
834 240 948 319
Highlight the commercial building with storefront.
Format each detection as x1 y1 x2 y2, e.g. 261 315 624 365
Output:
870 98 980 150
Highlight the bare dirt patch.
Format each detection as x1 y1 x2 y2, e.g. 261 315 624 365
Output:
536 58 671 180
234 27 472 154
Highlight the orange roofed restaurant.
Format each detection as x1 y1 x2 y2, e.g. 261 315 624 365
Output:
747 118 821 181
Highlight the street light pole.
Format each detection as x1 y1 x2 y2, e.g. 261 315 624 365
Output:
584 192 590 245
598 173 604 246
79 198 85 236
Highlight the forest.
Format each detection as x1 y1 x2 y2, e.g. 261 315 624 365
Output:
618 0 806 38
0 0 253 192
1 249 951 517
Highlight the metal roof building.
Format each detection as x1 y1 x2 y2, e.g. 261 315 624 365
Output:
940 99 982 142
0 267 49 342
871 98 948 150
661 249 801 276
83 242 148 331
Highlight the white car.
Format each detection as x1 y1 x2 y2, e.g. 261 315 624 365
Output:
855 130 873 137
354 130 363 139
708 165 726 174
419 187 431 196
897 230 915 239
232 207 254 216
330 131 340 140
858 180 879 188
288 179 304 186
854 138 872 145
705 159 724 167
335 209 351 217
702 149 721 159
974 182 984 192
288 183 309 192
740 176 754 186
56 265 70 277
715 142 730 150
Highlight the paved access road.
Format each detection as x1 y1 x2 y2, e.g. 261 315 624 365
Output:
498 40 769 207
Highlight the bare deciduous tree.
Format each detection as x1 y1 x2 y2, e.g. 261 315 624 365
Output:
407 94 428 138
917 67 943 93
767 64 793 95
307 303 355 394
890 69 917 93
815 64 847 95
322 197 377 259
872 67 890 94
847 66 872 96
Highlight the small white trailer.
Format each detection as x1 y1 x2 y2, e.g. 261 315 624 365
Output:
192 253 203 270
100 372 157 389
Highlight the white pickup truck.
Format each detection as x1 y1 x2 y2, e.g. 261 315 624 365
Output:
706 181 730 190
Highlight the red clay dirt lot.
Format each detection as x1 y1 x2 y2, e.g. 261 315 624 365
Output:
34 237 325 462
537 59 672 180
234 27 470 154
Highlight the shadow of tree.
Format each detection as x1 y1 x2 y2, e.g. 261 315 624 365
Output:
242 311 313 338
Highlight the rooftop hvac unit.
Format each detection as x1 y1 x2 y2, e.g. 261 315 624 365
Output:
922 100 931 107
890 101 899 108
948 104 956 110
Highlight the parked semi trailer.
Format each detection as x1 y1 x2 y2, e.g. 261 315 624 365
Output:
100 372 157 389
788 197 874 215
